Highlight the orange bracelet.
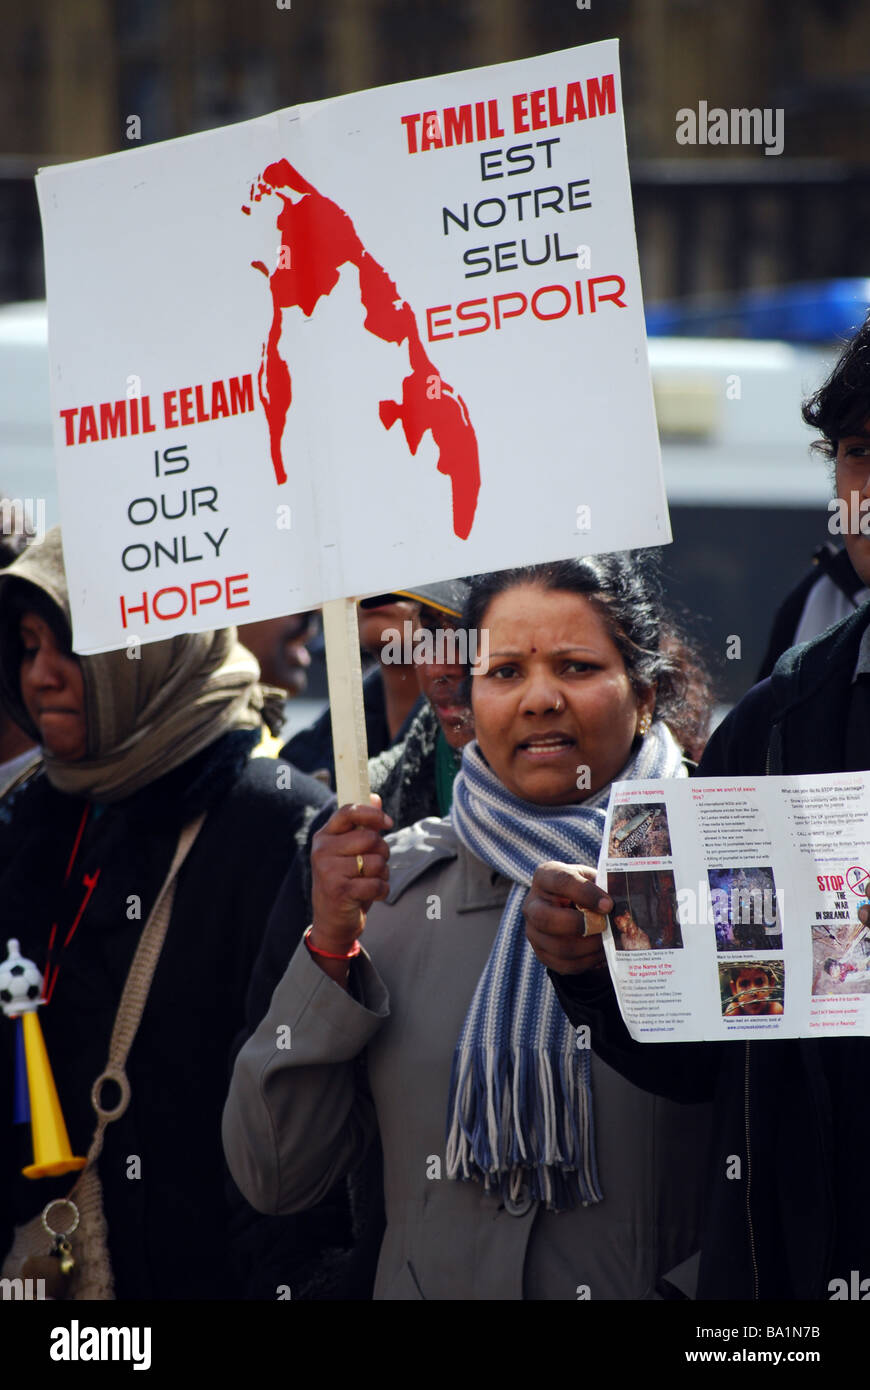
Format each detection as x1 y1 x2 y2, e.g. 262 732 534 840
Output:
304 926 362 960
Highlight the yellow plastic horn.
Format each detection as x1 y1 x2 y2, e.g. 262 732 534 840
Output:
0 939 85 1179
20 1011 86 1179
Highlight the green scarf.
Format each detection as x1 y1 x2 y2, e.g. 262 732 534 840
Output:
435 727 461 815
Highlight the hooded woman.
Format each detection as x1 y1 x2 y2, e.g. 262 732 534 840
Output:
0 528 329 1299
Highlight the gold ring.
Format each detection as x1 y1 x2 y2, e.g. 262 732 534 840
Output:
574 905 588 937
357 854 365 876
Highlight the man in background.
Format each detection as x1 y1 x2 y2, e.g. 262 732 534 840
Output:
238 610 318 697
281 583 468 790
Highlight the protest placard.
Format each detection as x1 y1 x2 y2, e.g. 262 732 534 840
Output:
36 38 668 658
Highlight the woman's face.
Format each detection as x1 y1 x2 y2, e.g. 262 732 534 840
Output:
471 585 653 805
414 610 474 751
19 612 87 761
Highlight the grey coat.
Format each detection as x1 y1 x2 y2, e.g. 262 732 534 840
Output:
223 818 710 1300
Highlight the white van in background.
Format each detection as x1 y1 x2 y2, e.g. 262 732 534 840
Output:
0 300 834 513
0 299 840 702
0 300 55 533
647 336 840 699
651 336 834 508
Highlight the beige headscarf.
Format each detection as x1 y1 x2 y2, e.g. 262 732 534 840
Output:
0 527 272 802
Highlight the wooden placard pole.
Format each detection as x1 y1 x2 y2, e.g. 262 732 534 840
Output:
321 597 371 808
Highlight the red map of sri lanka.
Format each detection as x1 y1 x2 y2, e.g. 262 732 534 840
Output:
244 159 480 540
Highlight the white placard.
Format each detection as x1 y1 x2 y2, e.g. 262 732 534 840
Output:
36 39 668 654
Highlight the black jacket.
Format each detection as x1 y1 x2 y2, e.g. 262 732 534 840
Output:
552 603 870 1300
756 543 865 682
0 730 330 1299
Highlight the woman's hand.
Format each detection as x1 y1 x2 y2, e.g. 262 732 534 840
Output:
523 862 613 976
309 796 393 976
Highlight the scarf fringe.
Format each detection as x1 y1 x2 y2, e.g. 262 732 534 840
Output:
447 1041 603 1209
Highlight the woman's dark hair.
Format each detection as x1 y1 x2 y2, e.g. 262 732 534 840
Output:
0 580 72 656
461 551 713 762
0 580 75 734
802 312 870 459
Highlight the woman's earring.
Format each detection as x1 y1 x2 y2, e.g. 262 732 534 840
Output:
638 712 652 737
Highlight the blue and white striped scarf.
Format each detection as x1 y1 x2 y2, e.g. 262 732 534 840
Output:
445 721 686 1211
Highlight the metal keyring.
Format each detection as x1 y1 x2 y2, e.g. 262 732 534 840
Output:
91 1065 132 1120
42 1197 80 1239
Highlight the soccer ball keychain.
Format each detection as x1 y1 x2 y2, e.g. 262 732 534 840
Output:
1 938 85 1296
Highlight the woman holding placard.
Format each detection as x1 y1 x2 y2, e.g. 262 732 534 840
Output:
223 553 713 1300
